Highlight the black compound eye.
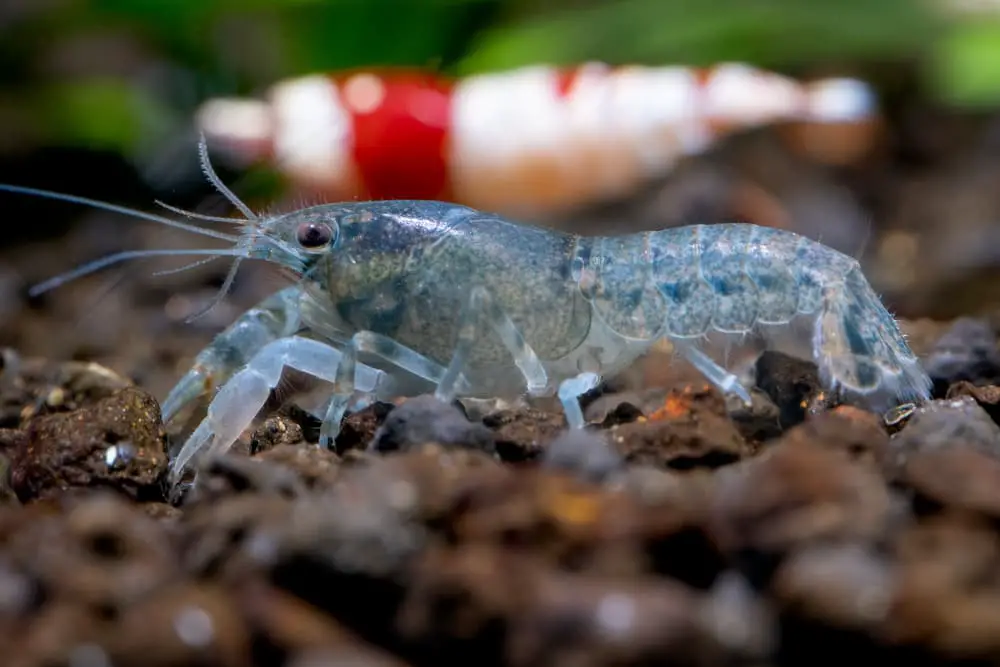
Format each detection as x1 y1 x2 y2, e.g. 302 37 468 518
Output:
296 221 333 249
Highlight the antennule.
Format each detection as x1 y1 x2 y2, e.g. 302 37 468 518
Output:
197 132 258 222
154 200 244 225
183 256 244 323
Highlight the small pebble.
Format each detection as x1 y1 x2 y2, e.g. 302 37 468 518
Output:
886 396 1000 477
924 317 1000 392
542 429 624 483
368 394 496 455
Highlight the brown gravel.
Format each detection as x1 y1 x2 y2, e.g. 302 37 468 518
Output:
0 313 996 666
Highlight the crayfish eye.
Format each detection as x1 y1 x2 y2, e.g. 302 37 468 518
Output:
296 221 333 250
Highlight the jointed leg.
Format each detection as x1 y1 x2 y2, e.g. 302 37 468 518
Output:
317 330 458 448
435 286 548 403
431 286 602 430
675 342 752 404
169 335 385 482
319 286 552 446
558 372 602 429
161 286 303 423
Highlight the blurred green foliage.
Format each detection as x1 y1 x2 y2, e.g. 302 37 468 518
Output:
931 16 1000 107
461 0 941 73
2 0 999 162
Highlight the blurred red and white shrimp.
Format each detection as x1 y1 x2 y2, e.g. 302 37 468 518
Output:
196 62 880 218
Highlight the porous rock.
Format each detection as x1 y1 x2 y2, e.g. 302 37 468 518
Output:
10 386 168 502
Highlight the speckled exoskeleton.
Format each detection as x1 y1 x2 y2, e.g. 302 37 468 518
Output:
1 138 932 485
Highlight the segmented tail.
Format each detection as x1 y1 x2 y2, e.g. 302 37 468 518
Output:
812 265 931 411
